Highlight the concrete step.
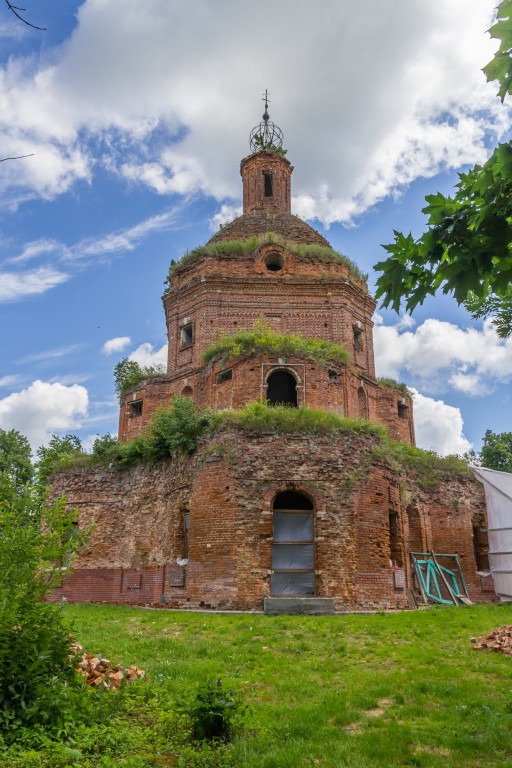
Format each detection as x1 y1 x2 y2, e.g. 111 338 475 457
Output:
264 597 335 615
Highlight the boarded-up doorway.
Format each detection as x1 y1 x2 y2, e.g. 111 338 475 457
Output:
271 491 314 595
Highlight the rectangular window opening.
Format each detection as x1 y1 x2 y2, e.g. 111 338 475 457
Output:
216 368 233 384
353 326 363 352
130 401 143 418
264 171 273 197
398 401 408 419
180 323 193 347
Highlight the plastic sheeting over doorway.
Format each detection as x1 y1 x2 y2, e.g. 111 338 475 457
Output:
473 467 512 601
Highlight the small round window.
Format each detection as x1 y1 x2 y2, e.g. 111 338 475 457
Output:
264 252 284 272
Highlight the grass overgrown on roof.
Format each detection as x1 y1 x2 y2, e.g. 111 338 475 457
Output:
373 438 471 490
377 377 410 396
49 397 470 491
202 321 350 369
208 400 387 437
165 235 367 287
7 602 512 767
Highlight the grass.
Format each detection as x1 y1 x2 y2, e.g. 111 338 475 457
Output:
5 603 512 767
166 236 366 285
202 321 350 369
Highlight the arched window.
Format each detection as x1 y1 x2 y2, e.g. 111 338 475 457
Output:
267 370 298 407
181 386 193 397
271 491 314 596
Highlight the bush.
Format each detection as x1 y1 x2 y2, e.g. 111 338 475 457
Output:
113 358 165 399
177 679 245 742
0 490 89 740
143 396 210 459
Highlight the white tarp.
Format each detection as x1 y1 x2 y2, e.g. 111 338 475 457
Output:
472 467 512 601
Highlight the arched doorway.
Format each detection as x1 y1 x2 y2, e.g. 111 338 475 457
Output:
267 370 298 407
271 491 314 596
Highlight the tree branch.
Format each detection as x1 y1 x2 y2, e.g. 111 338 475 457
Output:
4 0 46 30
0 153 35 162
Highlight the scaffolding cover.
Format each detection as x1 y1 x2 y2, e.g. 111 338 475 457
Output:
472 467 512 600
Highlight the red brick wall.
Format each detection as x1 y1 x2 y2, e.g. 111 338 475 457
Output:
51 431 491 611
240 150 293 214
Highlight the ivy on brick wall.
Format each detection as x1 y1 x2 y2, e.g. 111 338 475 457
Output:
202 320 350 369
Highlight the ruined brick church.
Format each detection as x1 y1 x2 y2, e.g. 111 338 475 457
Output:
52 102 492 612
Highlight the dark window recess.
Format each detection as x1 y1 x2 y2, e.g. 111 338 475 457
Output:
264 252 284 271
328 369 339 384
353 326 363 352
130 401 143 418
181 323 193 346
389 511 403 567
183 511 190 558
181 386 193 397
398 401 408 419
264 171 273 197
267 370 297 407
216 368 233 384
473 523 489 571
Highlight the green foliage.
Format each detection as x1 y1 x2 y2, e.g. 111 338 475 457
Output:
374 438 470 489
202 320 350 369
483 0 512 102
12 601 512 768
480 429 512 472
0 484 89 740
251 133 288 157
209 401 386 437
113 358 165 399
91 434 119 460
166 236 365 283
35 435 83 486
142 397 210 460
0 429 32 493
377 377 410 396
374 8 512 337
177 679 245 742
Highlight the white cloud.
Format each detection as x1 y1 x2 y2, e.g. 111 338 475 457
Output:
209 203 243 233
129 342 168 368
0 375 22 388
0 380 89 451
0 266 69 301
0 0 507 223
102 336 131 355
411 388 471 456
374 317 512 396
19 344 84 364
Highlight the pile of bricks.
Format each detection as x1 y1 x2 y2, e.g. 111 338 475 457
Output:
472 625 512 656
71 641 145 688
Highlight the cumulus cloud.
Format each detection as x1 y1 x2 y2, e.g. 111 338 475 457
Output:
374 316 512 396
411 389 471 456
102 336 131 355
0 380 88 451
129 342 168 368
0 0 507 223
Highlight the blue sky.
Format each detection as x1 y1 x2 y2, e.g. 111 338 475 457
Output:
0 0 511 456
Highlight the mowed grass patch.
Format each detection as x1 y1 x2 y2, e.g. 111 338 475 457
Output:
7 603 512 767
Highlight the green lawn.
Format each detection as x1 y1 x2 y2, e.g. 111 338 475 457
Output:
5 602 512 767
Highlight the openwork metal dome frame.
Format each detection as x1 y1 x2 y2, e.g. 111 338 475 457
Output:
249 90 284 152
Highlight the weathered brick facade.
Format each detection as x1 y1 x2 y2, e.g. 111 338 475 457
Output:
50 430 491 610
53 127 491 611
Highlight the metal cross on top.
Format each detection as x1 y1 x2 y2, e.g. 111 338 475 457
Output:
262 89 270 121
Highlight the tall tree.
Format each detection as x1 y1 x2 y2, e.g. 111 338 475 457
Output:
480 429 512 471
374 1 512 338
0 428 32 493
